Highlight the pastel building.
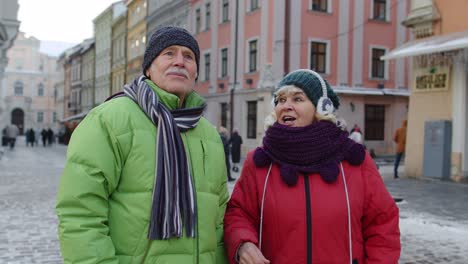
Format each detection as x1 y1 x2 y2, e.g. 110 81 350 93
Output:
126 0 147 82
2 32 59 133
147 0 190 36
111 9 127 94
94 1 126 105
0 0 20 130
189 0 410 154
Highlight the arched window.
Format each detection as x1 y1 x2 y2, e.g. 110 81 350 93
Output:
14 81 23 96
38 83 44 96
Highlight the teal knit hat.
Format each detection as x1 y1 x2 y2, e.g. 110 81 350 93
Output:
275 69 340 110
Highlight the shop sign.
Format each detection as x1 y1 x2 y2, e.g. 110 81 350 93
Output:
414 66 450 92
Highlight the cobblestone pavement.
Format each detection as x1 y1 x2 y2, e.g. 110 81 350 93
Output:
1 139 468 263
0 138 64 264
384 176 468 263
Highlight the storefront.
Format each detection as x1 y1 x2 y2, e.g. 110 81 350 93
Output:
383 30 468 181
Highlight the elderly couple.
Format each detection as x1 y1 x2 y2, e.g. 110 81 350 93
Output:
56 26 400 264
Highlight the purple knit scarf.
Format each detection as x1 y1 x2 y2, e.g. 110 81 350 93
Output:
253 121 365 186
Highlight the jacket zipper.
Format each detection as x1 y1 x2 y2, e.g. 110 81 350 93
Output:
140 240 151 264
304 174 312 264
183 133 199 264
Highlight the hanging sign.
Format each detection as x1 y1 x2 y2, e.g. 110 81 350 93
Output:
414 66 450 92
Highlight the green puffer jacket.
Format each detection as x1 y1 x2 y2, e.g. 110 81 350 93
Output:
56 81 229 264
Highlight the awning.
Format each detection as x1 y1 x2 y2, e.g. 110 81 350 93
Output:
333 86 410 97
60 111 88 123
381 30 468 60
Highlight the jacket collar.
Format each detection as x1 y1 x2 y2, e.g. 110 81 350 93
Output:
145 79 205 110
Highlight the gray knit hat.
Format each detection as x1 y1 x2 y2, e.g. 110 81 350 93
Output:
142 26 200 77
275 69 340 110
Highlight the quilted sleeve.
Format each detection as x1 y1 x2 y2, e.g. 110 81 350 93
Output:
56 110 122 264
224 152 261 264
361 153 401 264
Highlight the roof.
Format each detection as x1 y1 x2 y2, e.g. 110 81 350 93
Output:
333 86 410 97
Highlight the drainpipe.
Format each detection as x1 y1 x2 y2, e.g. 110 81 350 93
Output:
229 0 239 134
284 0 290 75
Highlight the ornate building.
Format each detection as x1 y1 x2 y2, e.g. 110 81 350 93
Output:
126 0 147 82
2 32 59 134
111 10 127 94
93 1 126 105
0 0 20 131
147 0 189 36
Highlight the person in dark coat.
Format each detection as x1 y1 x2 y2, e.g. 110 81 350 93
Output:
47 128 54 145
41 129 48 147
219 126 235 181
229 128 243 172
26 128 35 147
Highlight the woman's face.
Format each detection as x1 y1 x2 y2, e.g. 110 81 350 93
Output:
274 87 316 127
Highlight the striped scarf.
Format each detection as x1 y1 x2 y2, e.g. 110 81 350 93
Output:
123 75 205 240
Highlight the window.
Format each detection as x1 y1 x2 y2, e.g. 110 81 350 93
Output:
248 40 258 72
220 102 228 128
222 0 229 22
247 101 257 139
373 0 386 20
205 3 211 30
195 9 201 33
204 53 211 81
38 83 44 96
312 0 327 12
53 112 57 123
37 112 44 123
221 48 228 77
14 81 23 96
250 0 259 11
371 48 386 78
310 42 327 73
364 105 385 140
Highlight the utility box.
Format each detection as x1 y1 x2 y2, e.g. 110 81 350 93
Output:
422 120 452 179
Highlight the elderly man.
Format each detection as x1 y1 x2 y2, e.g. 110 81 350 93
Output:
56 26 229 264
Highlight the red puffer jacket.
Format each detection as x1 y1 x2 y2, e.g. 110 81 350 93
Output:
224 151 400 264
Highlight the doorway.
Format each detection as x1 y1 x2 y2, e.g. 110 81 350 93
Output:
11 108 24 135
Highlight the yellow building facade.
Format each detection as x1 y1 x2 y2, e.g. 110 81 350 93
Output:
126 0 147 82
384 0 468 181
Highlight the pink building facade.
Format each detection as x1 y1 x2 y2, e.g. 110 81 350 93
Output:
188 0 410 155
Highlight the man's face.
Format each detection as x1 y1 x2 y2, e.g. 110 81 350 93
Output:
145 45 197 102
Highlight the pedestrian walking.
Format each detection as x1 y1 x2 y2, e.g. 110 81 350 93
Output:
1 127 7 147
5 124 19 150
47 128 54 145
41 129 48 147
348 124 363 144
229 128 243 172
219 126 235 182
56 26 229 264
393 119 407 179
34 128 40 146
26 128 35 147
224 69 400 263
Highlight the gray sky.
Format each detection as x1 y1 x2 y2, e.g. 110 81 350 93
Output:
18 0 118 44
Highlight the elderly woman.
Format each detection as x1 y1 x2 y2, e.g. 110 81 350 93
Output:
224 69 400 264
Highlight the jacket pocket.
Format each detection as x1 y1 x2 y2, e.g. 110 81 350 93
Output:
196 192 219 254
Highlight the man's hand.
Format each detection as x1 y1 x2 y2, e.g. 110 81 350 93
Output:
237 242 270 264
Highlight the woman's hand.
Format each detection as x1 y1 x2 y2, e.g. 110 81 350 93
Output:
238 242 270 264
